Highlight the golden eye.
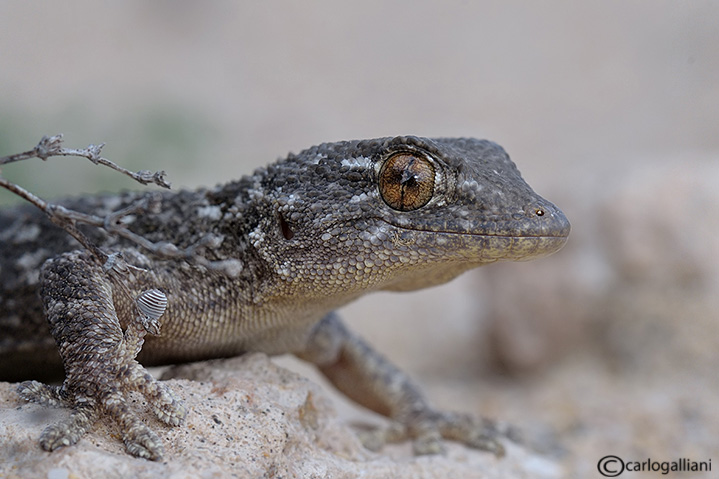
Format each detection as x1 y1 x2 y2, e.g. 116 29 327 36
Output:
379 152 435 211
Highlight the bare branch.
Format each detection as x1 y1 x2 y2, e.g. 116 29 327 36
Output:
0 176 107 261
0 134 171 189
0 135 243 278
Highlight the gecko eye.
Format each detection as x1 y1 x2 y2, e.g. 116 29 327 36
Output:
379 152 435 211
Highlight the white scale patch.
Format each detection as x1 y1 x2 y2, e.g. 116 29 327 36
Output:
248 188 265 201
459 179 481 192
310 153 327 165
99 195 123 212
349 192 371 203
248 228 265 248
196 205 222 220
276 261 292 278
341 156 372 169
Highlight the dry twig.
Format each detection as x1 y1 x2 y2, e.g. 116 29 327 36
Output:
0 134 171 188
0 135 242 277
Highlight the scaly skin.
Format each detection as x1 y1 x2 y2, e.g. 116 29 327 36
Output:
0 136 570 459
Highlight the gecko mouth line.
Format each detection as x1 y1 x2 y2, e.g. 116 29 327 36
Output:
377 218 571 240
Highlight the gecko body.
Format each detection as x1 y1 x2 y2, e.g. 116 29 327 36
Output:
0 136 570 459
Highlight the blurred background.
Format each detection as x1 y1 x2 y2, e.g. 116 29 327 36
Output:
1 1 717 476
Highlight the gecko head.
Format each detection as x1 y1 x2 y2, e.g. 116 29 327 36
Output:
250 136 570 295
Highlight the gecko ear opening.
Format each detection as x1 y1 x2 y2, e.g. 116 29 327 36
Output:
278 212 295 240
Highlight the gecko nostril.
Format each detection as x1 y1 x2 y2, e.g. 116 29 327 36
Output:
535 208 545 217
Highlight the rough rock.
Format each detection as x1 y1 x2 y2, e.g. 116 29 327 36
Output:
0 353 561 479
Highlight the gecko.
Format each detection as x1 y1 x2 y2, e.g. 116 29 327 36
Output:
0 135 570 460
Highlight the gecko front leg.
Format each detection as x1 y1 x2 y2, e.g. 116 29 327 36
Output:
17 250 186 460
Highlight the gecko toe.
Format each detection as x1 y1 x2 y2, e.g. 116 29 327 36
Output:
437 411 510 457
38 402 97 452
40 425 75 452
357 410 512 457
123 425 165 461
17 380 69 408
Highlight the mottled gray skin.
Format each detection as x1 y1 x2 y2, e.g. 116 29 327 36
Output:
0 136 569 460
